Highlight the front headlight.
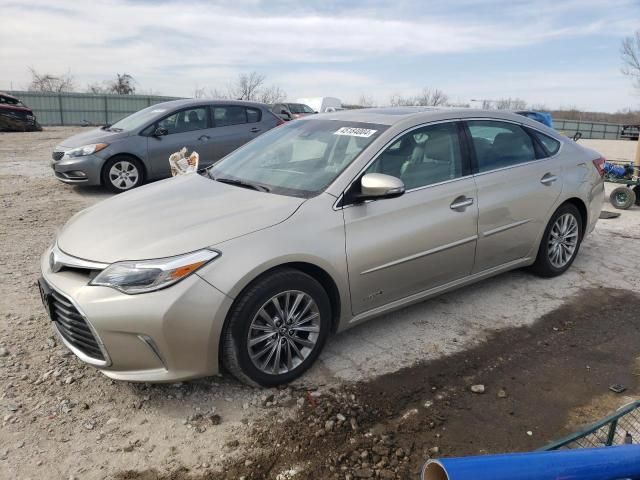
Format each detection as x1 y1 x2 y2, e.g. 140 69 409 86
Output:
65 143 109 157
90 249 219 294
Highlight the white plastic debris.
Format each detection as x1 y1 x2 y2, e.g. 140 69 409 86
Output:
169 147 199 176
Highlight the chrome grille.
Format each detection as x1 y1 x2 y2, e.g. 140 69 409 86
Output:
52 151 64 161
49 290 105 361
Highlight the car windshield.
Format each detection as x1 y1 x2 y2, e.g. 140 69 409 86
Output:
288 103 314 114
109 104 173 131
208 119 388 197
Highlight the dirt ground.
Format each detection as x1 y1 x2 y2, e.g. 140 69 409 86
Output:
1 127 640 480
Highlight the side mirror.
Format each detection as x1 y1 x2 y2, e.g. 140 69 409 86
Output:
351 173 405 203
153 127 168 137
572 132 582 142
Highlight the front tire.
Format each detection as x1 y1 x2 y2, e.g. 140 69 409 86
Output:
102 155 144 193
530 203 583 278
222 269 331 387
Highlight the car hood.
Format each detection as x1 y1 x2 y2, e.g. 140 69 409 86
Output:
56 174 306 263
57 128 130 149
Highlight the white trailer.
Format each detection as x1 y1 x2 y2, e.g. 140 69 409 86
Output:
296 97 342 113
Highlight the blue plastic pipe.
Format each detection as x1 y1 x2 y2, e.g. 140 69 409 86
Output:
422 445 640 480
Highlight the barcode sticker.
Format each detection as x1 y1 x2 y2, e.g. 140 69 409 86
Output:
334 127 377 138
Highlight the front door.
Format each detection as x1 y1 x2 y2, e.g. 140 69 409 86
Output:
465 120 563 272
343 121 478 315
146 106 211 178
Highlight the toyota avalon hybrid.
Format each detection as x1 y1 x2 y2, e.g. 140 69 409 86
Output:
40 108 604 386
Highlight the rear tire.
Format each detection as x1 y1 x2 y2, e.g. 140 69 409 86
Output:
609 186 635 210
102 155 144 193
222 268 331 387
530 203 583 278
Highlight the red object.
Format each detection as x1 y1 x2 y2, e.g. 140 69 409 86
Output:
592 157 606 177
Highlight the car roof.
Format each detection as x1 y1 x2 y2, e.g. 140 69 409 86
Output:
309 107 542 127
155 98 268 109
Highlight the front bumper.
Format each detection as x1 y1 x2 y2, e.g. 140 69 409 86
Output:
40 248 233 382
50 152 103 186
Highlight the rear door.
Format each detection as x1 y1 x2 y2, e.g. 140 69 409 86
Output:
343 121 478 315
145 106 211 178
465 119 563 273
204 105 262 163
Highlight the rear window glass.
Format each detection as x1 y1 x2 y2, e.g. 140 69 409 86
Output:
246 107 261 123
214 106 247 127
533 131 561 156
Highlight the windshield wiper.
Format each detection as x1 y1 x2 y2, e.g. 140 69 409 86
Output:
214 176 270 192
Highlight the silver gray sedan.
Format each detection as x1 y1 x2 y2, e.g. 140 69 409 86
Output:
39 108 605 386
50 99 281 192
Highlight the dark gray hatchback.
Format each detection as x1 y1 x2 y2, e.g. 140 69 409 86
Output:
51 99 282 192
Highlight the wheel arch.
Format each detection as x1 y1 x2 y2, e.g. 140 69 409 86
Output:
217 261 343 370
560 197 588 237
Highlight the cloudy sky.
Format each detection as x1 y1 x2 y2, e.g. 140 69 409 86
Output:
2 0 639 111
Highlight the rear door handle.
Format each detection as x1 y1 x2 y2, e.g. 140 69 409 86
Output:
250 127 261 133
198 135 211 141
540 173 558 185
450 196 474 211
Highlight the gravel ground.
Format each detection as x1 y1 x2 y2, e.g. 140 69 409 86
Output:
1 127 640 479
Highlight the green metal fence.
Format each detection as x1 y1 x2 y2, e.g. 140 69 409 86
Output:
553 119 623 140
7 91 183 126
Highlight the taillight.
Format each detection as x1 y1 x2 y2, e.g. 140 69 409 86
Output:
275 117 285 126
592 157 605 177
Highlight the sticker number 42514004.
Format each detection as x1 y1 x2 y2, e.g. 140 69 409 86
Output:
334 127 377 138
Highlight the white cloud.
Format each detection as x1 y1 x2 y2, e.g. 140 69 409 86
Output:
1 0 638 110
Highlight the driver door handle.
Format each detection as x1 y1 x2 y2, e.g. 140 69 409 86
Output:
450 196 474 211
540 173 558 185
250 127 261 133
198 134 211 141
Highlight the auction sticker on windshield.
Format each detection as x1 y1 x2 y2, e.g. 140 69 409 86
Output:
334 127 377 138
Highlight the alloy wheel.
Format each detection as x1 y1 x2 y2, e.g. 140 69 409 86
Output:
108 160 139 190
547 213 579 268
247 290 321 375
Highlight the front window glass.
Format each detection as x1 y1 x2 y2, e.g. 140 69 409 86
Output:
208 120 387 197
157 107 207 134
467 120 536 172
366 122 463 190
110 104 173 132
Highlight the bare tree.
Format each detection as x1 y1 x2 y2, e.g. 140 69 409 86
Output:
108 73 136 95
414 88 449 106
86 82 108 94
358 94 375 107
388 93 415 106
193 86 207 99
495 97 527 110
231 71 266 100
28 67 75 92
621 31 640 90
208 88 230 100
258 85 287 104
388 88 449 107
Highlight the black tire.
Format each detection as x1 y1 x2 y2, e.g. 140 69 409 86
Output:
530 203 583 278
222 268 331 387
101 155 144 193
609 186 635 210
